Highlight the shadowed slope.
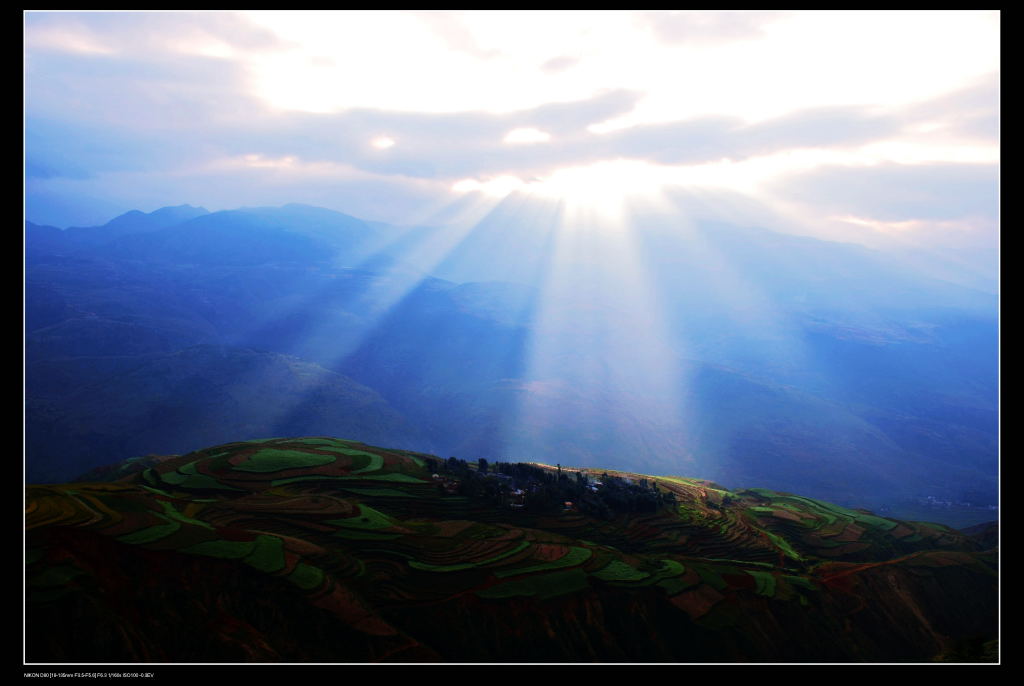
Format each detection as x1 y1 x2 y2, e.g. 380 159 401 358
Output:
26 348 425 484
26 437 997 663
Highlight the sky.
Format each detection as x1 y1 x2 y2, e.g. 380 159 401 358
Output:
24 10 999 289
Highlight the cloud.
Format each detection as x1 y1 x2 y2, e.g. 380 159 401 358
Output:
235 98 905 183
901 73 1000 143
504 128 552 144
520 89 641 135
25 11 284 57
24 10 998 242
23 73 927 220
540 55 579 74
25 43 261 131
767 162 998 222
165 90 644 180
738 106 904 153
635 10 787 45
26 151 454 228
25 160 81 181
413 11 501 59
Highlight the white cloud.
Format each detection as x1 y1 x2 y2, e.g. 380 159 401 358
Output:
503 128 551 144
452 175 525 196
635 10 787 45
25 23 116 55
767 161 998 222
25 9 999 266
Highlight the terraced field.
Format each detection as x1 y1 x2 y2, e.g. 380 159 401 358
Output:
26 437 998 663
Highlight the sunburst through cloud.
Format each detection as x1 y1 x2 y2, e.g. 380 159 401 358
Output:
24 10 999 665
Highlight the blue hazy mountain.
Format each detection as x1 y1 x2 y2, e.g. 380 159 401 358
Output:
62 204 211 246
24 203 998 526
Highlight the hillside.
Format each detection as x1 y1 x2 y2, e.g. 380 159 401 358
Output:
26 437 998 663
24 204 999 525
25 346 424 484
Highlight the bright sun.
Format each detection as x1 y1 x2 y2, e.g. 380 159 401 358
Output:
522 161 677 229
450 160 676 228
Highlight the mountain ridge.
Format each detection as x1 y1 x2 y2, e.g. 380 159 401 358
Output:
24 202 999 526
26 435 998 663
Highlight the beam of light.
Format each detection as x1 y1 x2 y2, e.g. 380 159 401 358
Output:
241 156 847 479
482 170 860 484
637 190 822 387
500 184 699 474
215 181 543 407
523 161 672 226
196 192 529 450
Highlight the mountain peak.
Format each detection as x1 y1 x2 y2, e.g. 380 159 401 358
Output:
81 204 211 236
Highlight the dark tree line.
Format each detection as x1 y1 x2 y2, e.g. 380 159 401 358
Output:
423 456 677 518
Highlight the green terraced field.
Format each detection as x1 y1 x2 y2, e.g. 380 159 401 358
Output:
25 436 998 663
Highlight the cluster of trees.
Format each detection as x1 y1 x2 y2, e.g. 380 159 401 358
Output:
423 456 676 518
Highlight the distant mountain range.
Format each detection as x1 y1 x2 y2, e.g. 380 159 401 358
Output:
24 202 998 526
